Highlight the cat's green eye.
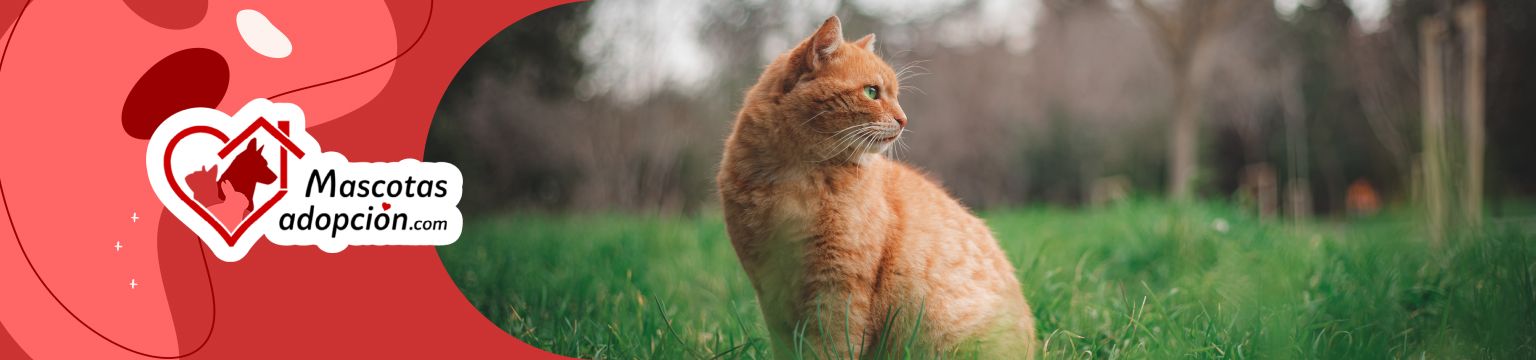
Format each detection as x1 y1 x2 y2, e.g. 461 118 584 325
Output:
862 85 880 100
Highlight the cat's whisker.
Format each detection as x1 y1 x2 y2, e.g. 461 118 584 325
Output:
820 130 858 157
836 130 866 164
817 122 878 136
899 85 926 95
849 129 877 162
895 61 932 82
896 67 929 77
799 110 831 127
813 124 875 151
811 126 866 150
829 127 885 161
900 63 931 73
815 135 858 163
898 73 930 83
839 129 868 153
887 129 913 161
867 133 883 159
812 128 869 163
815 122 872 135
898 71 930 84
896 59 930 72
847 130 878 164
885 136 899 160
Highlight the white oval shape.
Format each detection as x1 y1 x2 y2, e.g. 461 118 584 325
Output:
236 9 292 59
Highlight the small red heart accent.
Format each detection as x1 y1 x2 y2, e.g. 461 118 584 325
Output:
381 202 391 211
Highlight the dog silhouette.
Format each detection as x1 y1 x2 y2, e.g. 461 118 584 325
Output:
219 139 277 213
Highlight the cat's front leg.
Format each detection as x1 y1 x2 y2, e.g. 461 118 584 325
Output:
790 275 879 359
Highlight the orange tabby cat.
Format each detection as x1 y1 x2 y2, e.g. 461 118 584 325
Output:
718 16 1037 359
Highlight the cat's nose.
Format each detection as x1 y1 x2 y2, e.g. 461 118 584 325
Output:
894 116 907 128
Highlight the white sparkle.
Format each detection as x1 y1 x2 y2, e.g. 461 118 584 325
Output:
131 212 139 223
115 241 123 252
129 279 139 289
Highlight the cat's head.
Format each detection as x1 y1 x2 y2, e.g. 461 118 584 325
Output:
749 16 907 164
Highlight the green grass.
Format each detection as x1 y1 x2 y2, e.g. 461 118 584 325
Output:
438 201 1536 359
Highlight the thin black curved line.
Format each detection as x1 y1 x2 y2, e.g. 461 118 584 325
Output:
1 179 218 359
0 0 435 357
5 1 218 358
269 0 434 100
0 0 34 75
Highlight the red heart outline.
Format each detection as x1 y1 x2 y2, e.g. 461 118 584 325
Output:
163 125 288 247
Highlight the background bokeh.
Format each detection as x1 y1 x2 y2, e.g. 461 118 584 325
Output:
426 1 1536 358
427 0 1536 216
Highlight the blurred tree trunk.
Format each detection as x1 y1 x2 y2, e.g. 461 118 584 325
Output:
1419 1 1487 245
1456 1 1485 227
1132 0 1243 201
1169 67 1200 201
1280 61 1312 221
1419 17 1449 246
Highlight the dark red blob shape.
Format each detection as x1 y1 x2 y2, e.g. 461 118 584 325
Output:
122 48 228 140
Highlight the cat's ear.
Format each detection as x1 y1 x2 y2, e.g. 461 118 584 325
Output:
803 16 844 71
853 33 876 52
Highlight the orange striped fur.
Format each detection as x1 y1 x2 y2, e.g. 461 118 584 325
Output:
717 16 1037 359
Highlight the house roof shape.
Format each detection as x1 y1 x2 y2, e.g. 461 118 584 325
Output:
216 117 306 159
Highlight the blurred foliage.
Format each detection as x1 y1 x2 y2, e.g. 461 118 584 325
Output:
425 0 1536 215
425 4 588 211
